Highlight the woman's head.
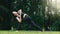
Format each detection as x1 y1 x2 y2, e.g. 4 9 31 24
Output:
12 9 23 16
12 11 18 16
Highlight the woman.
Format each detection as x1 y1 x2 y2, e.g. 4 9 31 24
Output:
12 9 41 31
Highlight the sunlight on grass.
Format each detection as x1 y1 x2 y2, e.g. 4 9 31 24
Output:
0 31 60 34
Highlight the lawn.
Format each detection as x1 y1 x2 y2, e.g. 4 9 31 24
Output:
0 31 60 34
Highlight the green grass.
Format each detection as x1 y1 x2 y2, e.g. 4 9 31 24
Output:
0 31 60 34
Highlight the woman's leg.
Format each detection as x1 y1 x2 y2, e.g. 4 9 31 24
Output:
25 15 42 30
16 23 22 30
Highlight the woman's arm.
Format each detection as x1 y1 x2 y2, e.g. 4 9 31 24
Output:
16 16 22 23
17 9 22 23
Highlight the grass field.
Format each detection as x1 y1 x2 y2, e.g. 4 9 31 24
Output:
0 31 60 34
